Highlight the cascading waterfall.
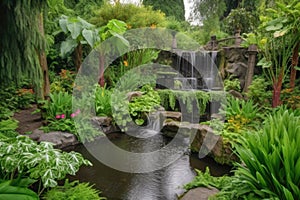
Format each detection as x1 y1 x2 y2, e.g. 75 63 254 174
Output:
172 49 220 90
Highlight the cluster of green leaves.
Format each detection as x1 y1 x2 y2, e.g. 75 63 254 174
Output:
223 78 241 92
43 179 105 200
245 75 272 107
0 119 19 139
50 69 76 93
129 85 161 125
0 135 92 189
0 83 35 112
204 96 261 146
94 85 112 117
184 167 232 191
40 92 72 120
229 108 300 199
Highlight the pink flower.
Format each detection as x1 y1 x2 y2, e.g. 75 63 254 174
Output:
70 113 76 118
55 115 61 119
75 109 81 114
61 114 65 119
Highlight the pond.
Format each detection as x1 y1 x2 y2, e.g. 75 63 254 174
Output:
68 132 231 200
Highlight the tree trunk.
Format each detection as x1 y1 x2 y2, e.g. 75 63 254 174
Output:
98 53 105 87
289 42 299 90
272 69 284 108
37 13 50 100
74 43 82 71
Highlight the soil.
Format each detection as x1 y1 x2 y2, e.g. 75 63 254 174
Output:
13 105 43 134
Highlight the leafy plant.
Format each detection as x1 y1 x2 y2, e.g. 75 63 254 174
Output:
129 85 161 125
224 78 241 92
40 119 76 134
245 75 272 107
0 136 92 192
50 69 76 93
0 179 38 200
0 119 19 139
184 167 232 191
94 85 112 117
39 91 72 120
43 179 106 200
232 108 300 199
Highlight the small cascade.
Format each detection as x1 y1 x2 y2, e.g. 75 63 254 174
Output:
132 112 162 139
172 49 221 91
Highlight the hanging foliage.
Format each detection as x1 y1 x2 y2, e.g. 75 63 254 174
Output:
0 0 47 95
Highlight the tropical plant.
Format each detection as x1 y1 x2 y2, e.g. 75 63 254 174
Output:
59 15 128 86
257 0 300 107
0 135 92 194
43 179 105 200
261 0 300 90
232 108 300 199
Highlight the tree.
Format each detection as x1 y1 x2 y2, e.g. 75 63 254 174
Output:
0 0 50 99
143 0 185 21
90 1 166 28
59 16 128 86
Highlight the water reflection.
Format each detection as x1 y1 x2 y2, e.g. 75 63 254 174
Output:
69 133 230 200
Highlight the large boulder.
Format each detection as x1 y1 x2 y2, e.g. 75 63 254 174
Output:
29 129 79 149
162 119 238 165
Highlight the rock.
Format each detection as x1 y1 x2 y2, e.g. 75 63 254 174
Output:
29 129 79 149
91 116 112 127
162 119 238 165
181 187 219 200
159 111 182 121
161 120 198 138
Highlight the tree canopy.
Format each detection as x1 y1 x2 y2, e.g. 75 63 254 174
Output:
143 0 185 21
